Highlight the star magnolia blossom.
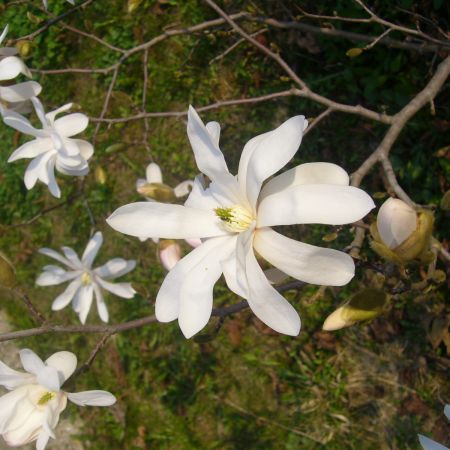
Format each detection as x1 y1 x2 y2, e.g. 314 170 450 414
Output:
3 97 93 198
0 349 115 450
36 231 136 324
107 106 375 338
418 405 450 450
0 25 42 111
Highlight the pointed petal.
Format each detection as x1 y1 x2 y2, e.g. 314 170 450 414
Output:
0 25 8 45
81 231 103 268
36 268 79 286
38 247 76 270
54 113 89 137
67 390 116 407
205 121 221 146
174 180 193 198
94 258 136 279
107 202 227 240
2 109 47 137
258 184 375 227
52 279 82 310
45 103 72 124
96 278 135 298
8 138 53 162
253 228 355 286
418 435 449 450
0 81 42 103
46 156 61 198
93 283 109 322
74 284 94 324
260 162 349 200
31 97 48 128
187 106 229 181
45 351 77 384
146 162 163 183
239 115 307 210
61 246 82 268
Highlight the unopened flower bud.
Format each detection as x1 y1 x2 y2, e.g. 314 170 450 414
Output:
137 182 176 202
16 40 32 57
159 240 181 271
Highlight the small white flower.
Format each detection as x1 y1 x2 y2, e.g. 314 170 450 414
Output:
3 97 93 198
0 25 42 111
36 231 136 324
0 348 116 450
377 197 417 248
42 0 75 9
108 106 375 338
418 405 450 450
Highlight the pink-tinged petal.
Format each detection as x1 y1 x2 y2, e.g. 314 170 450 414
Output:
418 435 449 450
239 230 301 335
2 109 47 137
0 56 30 80
8 138 53 162
159 241 182 271
107 202 227 240
45 103 72 124
239 115 307 211
81 231 103 268
253 228 355 286
94 258 136 279
260 162 349 200
54 113 89 137
93 283 109 322
187 106 229 181
146 162 163 183
45 351 77 384
67 391 116 407
177 236 236 338
185 237 201 248
0 81 41 103
205 121 221 146
96 278 136 299
174 180 193 198
52 279 82 310
0 362 34 390
258 184 375 227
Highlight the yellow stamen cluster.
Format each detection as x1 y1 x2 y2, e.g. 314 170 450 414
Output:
81 272 91 286
37 391 56 406
215 205 253 233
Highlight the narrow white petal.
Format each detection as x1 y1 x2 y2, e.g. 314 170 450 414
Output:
54 113 89 137
240 115 307 210
2 109 46 137
146 162 163 183
46 156 61 198
96 278 136 298
418 435 449 450
45 103 73 124
174 180 193 198
36 268 79 286
253 228 355 286
0 25 8 45
45 351 77 384
205 121 221 146
0 361 34 390
222 251 248 299
93 283 109 323
75 284 94 324
258 184 375 227
36 431 50 450
19 348 45 375
23 152 53 190
187 106 229 181
52 279 82 311
67 390 116 407
94 258 136 279
107 202 227 239
38 247 76 270
8 138 53 163
81 231 103 268
31 97 48 128
444 405 450 420
260 162 349 200
60 246 82 268
0 81 41 103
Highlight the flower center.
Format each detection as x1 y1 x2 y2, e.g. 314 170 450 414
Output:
215 205 253 233
81 271 91 286
37 391 56 406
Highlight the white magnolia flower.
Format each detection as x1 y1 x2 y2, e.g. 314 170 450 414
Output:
0 348 115 450
36 231 136 324
418 405 450 450
42 0 75 9
0 25 42 111
3 97 93 198
377 197 417 248
108 106 375 338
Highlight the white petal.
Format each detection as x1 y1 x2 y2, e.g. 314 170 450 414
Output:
239 115 307 210
107 202 227 240
258 184 375 227
159 241 182 271
67 390 116 407
72 139 94 161
205 121 221 146
45 351 77 384
31 97 48 128
0 56 29 80
155 235 236 323
94 258 136 279
146 162 163 183
19 348 45 375
0 361 34 390
36 431 50 450
377 198 417 248
174 180 193 198
81 231 103 268
253 228 355 286
36 268 79 286
0 25 8 45
239 231 301 335
8 138 53 162
38 247 76 270
0 387 29 435
74 284 94 324
45 103 72 124
418 435 449 450
0 81 42 103
54 113 89 137
260 162 349 200
60 246 82 268
96 278 136 299
52 279 82 310
23 152 51 190
444 405 450 421
187 106 229 181
222 251 248 299
2 109 47 137
178 236 235 338
36 366 61 392
185 237 202 248
93 283 109 322
184 175 220 211
45 156 60 198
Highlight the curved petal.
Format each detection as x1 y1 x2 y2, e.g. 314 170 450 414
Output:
31 97 48 128
239 115 307 211
45 103 72 124
19 349 45 376
71 139 94 161
0 362 34 390
205 121 221 146
187 106 229 181
67 390 116 407
174 180 193 198
45 156 60 198
146 162 163 183
96 278 135 299
74 284 94 324
23 152 53 190
0 25 8 45
36 366 61 392
94 258 136 279
0 81 42 103
81 231 103 268
36 268 79 286
93 283 109 323
107 202 228 240
45 351 77 384
8 138 53 163
260 162 349 200
54 113 89 137
61 246 82 268
36 431 50 450
0 56 29 80
159 241 181 271
418 435 449 450
38 247 76 270
253 228 355 286
52 278 82 311
258 184 375 227
2 109 47 137
0 387 30 435
184 175 220 211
